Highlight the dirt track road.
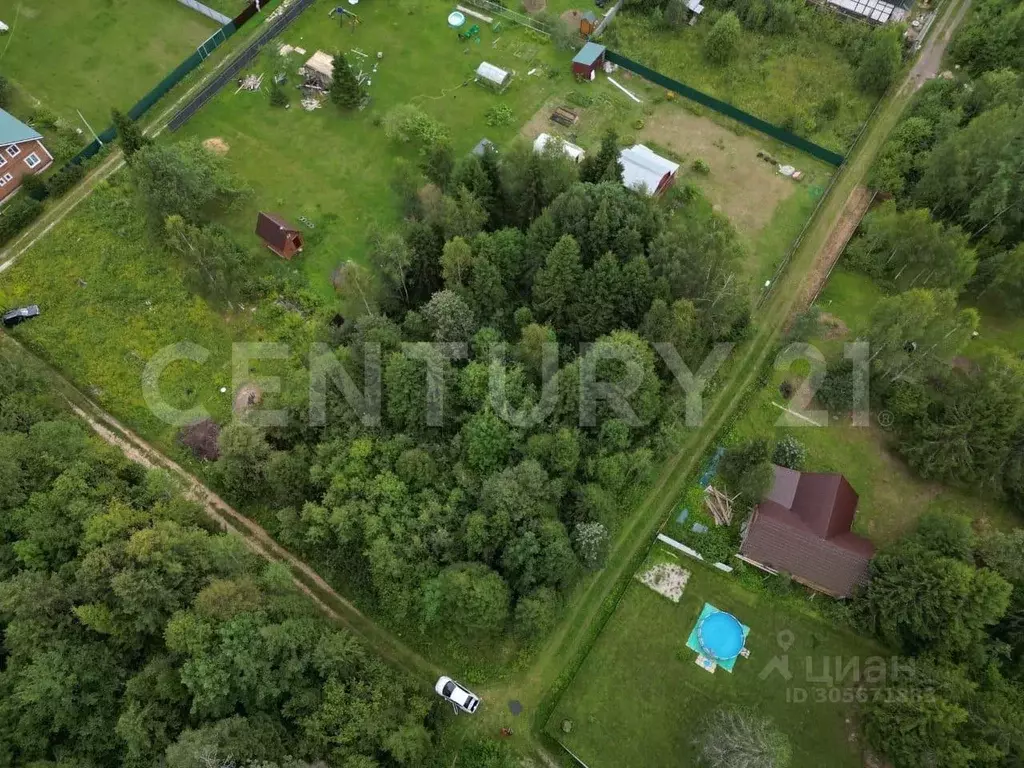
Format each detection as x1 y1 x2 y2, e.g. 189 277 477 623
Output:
0 335 438 682
905 0 976 94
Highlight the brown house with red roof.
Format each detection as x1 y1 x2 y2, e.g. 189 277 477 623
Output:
739 465 874 598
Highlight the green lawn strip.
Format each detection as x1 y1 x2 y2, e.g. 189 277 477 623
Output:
549 553 885 768
607 13 876 154
0 0 217 126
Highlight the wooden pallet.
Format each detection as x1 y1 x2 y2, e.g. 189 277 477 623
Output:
550 106 579 126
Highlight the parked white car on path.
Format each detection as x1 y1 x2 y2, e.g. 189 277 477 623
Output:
434 676 480 714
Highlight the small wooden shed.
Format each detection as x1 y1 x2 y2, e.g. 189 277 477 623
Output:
302 50 335 88
571 42 606 80
256 212 303 259
580 10 598 36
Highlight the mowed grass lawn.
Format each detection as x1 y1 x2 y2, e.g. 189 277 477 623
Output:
0 0 217 125
729 268 1017 545
176 0 571 297
607 13 876 154
549 552 885 768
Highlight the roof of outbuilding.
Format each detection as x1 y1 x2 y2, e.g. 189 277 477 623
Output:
304 50 335 77
476 62 510 84
533 132 586 161
572 42 606 66
619 144 680 196
0 109 42 147
740 465 874 597
256 212 300 247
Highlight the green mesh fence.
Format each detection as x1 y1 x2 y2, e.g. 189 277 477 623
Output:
64 19 242 168
605 50 846 167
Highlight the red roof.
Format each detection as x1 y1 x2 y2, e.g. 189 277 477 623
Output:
740 466 873 597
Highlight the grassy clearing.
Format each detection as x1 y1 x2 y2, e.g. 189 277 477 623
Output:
0 175 263 452
725 267 1017 545
548 550 884 768
605 12 876 154
0 0 217 126
175 0 570 297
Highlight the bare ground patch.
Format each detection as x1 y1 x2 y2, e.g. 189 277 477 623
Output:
203 137 230 155
819 311 849 339
519 96 587 142
798 185 873 312
641 107 799 239
636 562 691 603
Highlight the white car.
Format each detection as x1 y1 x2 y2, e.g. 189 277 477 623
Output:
435 676 480 714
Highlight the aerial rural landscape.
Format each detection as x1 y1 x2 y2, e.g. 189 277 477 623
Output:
0 0 1021 764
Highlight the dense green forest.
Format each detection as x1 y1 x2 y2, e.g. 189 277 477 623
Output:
142 126 752 650
0 358 443 767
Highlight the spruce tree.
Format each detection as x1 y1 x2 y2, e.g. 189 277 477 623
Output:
581 130 622 184
111 109 149 164
269 81 289 108
330 52 364 109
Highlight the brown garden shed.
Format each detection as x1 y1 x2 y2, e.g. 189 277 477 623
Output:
256 212 303 260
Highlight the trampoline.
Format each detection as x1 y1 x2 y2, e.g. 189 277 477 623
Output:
686 603 750 673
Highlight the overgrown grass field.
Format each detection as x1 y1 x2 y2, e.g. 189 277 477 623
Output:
548 551 885 768
0 176 277 452
605 11 877 153
0 0 218 125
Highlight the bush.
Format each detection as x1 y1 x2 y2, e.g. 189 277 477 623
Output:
20 173 48 201
772 435 806 470
0 196 43 246
45 162 86 198
817 358 854 415
691 158 710 174
817 94 842 121
704 12 742 65
573 521 610 569
485 104 515 127
382 104 450 145
0 76 10 109
697 524 740 563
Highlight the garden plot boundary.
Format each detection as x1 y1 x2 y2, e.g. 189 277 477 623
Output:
59 0 276 172
168 0 319 132
605 50 846 167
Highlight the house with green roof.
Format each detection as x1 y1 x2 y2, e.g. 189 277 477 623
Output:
0 108 52 204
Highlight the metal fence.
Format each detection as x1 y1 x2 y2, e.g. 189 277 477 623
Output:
463 0 551 34
61 0 275 169
176 0 232 26
592 0 624 37
168 0 318 132
605 50 846 167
